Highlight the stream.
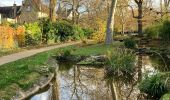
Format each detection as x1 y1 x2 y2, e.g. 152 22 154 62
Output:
29 56 156 100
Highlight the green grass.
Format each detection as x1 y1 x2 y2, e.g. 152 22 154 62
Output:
0 42 122 99
57 42 123 56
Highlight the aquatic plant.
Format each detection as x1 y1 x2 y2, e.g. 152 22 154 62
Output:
106 48 136 84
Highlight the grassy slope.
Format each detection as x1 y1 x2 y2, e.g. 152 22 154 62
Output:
0 42 122 99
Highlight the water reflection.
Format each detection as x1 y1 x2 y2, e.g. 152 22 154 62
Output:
30 87 52 100
30 64 112 100
30 56 156 100
142 56 158 76
59 65 112 100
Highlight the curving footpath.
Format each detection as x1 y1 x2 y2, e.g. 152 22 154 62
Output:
0 41 81 66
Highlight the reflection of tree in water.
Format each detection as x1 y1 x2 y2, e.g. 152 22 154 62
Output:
105 49 139 100
51 62 142 100
106 73 139 100
59 65 112 100
52 71 60 100
52 63 141 100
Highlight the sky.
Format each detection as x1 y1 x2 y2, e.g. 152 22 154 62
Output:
0 0 161 7
0 0 50 7
0 0 22 6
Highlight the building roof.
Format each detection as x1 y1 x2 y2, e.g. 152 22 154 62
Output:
0 0 49 19
56 3 72 19
0 6 21 18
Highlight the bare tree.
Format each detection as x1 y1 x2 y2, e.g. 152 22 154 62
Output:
157 0 170 19
116 0 129 34
60 0 88 24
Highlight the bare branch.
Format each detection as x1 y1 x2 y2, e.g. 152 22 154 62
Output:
129 5 138 18
134 0 139 4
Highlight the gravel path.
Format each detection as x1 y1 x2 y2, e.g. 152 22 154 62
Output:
0 41 81 66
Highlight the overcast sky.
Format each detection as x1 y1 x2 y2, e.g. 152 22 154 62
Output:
0 0 161 7
0 0 22 6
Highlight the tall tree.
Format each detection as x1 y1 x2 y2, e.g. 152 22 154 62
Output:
116 0 129 34
105 0 118 45
49 0 57 22
134 0 143 36
160 0 163 18
129 0 144 81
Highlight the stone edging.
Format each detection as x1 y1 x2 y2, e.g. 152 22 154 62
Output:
15 73 55 100
13 58 59 100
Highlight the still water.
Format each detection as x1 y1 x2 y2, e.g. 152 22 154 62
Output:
30 56 155 100
30 62 112 100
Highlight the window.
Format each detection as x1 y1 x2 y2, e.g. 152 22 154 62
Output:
26 6 31 12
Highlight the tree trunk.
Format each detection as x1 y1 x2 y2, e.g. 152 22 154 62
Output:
137 2 143 36
121 23 125 35
105 0 117 45
49 0 56 22
160 0 163 18
76 13 80 24
120 9 125 35
72 0 76 24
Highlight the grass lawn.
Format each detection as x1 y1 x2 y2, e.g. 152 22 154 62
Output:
0 41 122 99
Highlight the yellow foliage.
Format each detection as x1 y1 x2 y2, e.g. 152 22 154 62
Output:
91 19 106 43
0 25 25 49
16 26 25 46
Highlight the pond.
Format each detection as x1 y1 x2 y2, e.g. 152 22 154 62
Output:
29 62 112 100
29 56 156 100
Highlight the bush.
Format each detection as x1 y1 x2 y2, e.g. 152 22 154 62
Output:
91 19 106 42
40 18 56 44
54 20 74 42
63 49 72 57
53 20 87 41
159 20 170 41
145 20 170 42
144 23 161 39
124 38 136 49
72 25 85 40
82 28 94 39
24 22 41 45
139 74 168 99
